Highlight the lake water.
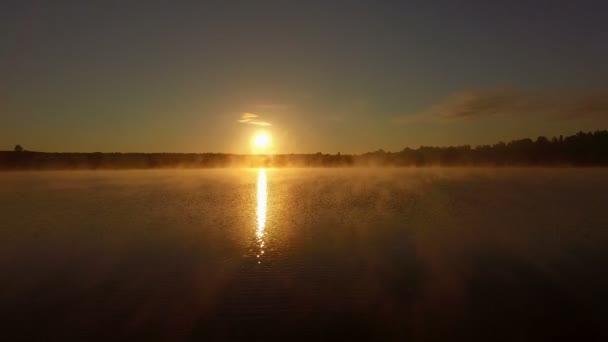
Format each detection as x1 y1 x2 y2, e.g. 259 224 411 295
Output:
1 168 608 341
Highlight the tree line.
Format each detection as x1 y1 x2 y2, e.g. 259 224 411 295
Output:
1 130 607 169
361 130 608 166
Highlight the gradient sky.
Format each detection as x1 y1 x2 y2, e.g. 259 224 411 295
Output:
1 0 607 153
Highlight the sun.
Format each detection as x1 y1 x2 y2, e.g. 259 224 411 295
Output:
252 132 271 151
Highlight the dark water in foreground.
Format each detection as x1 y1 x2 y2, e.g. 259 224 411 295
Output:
1 168 608 341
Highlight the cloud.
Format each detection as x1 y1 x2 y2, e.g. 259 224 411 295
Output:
240 113 258 120
238 112 271 126
394 88 608 124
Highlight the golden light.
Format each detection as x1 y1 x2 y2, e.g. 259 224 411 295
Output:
252 132 271 151
256 168 267 238
256 168 267 264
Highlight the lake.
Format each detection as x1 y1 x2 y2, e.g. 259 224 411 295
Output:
1 168 608 341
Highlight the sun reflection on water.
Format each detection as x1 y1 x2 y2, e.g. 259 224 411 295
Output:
256 168 267 263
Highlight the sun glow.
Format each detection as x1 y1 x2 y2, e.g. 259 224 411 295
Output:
252 132 271 152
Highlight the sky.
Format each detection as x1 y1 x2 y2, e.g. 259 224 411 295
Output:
1 0 607 153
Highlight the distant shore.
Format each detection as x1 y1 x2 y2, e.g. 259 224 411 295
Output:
2 130 608 169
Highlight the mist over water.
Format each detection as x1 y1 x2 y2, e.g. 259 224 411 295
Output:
1 168 608 340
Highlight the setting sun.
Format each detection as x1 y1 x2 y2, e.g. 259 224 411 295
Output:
252 133 271 151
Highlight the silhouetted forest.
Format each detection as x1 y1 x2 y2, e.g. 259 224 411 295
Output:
1 130 607 169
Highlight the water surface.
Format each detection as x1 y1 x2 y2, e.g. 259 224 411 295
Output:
1 168 608 340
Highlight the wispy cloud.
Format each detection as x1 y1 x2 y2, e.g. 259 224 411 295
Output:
238 112 271 126
394 88 608 124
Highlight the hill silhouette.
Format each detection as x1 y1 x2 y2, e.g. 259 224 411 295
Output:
1 130 607 170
